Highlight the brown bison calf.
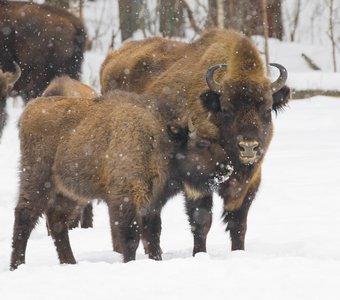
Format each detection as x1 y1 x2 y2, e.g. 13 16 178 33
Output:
42 76 99 229
10 90 231 269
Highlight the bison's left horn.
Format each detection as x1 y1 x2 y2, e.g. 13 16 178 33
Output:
6 61 21 91
270 63 287 93
205 64 227 94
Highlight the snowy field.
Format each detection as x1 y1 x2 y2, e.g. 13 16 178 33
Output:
1 90 340 298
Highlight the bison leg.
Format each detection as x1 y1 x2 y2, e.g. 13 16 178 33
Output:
67 213 81 230
80 203 93 228
140 182 179 260
10 195 46 270
108 201 140 263
141 209 162 260
223 194 254 251
66 203 93 230
111 225 124 254
45 194 77 265
185 195 213 256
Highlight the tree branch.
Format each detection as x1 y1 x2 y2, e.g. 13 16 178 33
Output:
181 0 203 34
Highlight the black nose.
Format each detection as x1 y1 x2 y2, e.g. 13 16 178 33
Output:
238 140 259 156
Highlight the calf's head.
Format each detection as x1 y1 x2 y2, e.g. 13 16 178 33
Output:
200 63 290 167
168 120 233 198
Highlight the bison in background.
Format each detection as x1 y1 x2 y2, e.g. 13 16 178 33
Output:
0 1 87 102
42 76 98 99
100 29 291 256
0 61 21 139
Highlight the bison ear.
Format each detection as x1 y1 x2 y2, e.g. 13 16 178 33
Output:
167 123 188 143
272 85 291 114
200 90 221 112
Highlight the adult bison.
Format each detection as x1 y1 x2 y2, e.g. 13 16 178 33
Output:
10 90 231 269
0 0 87 102
0 61 21 139
100 29 291 256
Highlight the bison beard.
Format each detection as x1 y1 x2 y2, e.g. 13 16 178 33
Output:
100 29 291 256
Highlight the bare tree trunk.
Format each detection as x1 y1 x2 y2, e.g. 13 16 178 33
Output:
216 0 224 29
119 0 147 42
159 0 185 38
262 0 270 75
224 0 283 39
224 0 243 31
328 0 337 72
181 1 202 34
208 0 218 27
291 0 301 41
268 0 283 39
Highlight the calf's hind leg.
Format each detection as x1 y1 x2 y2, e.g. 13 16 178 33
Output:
45 193 77 265
80 203 93 228
141 210 162 260
108 199 140 262
10 192 48 270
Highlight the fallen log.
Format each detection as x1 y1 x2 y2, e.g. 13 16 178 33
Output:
292 89 340 99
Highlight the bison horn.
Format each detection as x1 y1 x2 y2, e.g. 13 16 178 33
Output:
188 116 197 139
270 63 287 93
205 64 227 94
6 61 21 91
7 61 21 87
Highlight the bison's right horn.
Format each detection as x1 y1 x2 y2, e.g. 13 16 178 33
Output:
6 61 21 91
270 63 287 93
205 64 227 94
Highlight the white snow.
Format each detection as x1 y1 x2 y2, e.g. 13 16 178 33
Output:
1 1 340 299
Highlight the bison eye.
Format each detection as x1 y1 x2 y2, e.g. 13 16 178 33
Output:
196 140 211 149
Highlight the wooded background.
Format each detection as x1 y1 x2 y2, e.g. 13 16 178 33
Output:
43 0 284 41
25 0 340 76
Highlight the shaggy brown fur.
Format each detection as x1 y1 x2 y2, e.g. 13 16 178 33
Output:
0 62 21 139
100 29 291 255
42 76 98 230
101 38 186 94
10 90 231 269
0 1 87 101
100 30 275 139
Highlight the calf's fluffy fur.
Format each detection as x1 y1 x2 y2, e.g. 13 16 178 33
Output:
10 91 229 269
42 76 99 229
